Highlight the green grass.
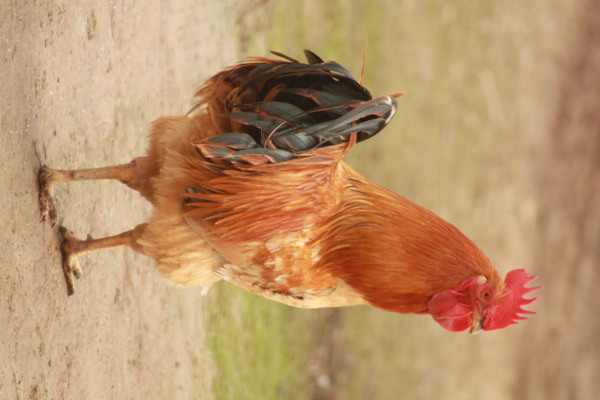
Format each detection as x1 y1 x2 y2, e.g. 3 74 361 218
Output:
207 283 313 400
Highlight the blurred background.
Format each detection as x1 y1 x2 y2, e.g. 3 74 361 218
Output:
2 0 598 399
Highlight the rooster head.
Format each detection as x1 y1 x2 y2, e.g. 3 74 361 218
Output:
427 269 539 333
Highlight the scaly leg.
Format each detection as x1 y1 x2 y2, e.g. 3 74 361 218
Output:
39 162 136 226
38 162 144 295
60 226 134 296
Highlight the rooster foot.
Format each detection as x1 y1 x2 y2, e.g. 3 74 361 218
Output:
59 226 85 296
38 166 60 226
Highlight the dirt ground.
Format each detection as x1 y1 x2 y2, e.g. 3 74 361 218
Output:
0 1 256 398
1 1 599 400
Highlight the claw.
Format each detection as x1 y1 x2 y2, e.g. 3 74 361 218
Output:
38 166 59 226
59 226 83 296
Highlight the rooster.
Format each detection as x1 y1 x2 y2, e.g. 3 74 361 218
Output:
39 50 538 333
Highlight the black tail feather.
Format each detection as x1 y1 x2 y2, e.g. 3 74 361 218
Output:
198 51 398 164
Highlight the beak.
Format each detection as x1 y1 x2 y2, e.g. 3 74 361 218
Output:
469 312 484 335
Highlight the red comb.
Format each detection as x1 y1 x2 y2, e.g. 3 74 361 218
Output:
483 269 540 331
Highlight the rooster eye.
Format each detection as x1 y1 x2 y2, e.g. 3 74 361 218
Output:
481 289 491 299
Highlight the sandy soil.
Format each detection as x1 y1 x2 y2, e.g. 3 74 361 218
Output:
0 1 261 398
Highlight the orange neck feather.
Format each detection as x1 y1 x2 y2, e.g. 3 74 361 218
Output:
315 165 502 314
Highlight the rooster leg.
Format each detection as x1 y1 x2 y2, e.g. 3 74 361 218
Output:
59 226 133 295
39 163 136 225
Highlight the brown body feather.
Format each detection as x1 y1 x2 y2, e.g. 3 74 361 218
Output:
120 55 367 306
124 54 504 311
